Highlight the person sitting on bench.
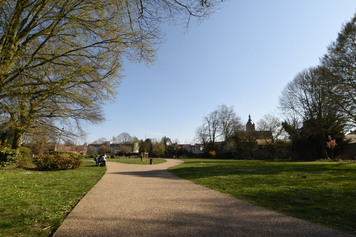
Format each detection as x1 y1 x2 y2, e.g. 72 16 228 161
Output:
95 154 107 166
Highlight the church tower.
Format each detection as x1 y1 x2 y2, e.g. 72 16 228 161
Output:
246 115 255 133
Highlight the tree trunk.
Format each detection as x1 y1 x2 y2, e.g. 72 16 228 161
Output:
320 137 328 159
12 130 23 151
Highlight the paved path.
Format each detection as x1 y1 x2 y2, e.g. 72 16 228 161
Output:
54 159 353 237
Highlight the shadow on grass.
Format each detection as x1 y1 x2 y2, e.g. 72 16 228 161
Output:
166 160 356 234
168 161 356 179
247 187 356 234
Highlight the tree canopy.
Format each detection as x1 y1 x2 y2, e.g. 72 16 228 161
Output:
322 13 356 126
113 132 133 144
196 104 242 148
279 66 347 160
0 0 221 149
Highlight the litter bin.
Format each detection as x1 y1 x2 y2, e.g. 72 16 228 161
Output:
150 158 154 165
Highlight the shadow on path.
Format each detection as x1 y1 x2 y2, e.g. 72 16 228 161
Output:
54 160 353 237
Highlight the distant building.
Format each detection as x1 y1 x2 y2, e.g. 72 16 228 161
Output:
191 144 204 155
245 115 272 145
345 134 356 143
246 115 256 134
86 141 139 155
54 144 86 155
177 144 204 155
342 134 356 159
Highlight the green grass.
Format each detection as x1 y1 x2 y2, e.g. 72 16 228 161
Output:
0 160 106 237
168 159 356 234
108 158 167 165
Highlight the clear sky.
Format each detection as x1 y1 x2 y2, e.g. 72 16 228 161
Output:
84 0 356 144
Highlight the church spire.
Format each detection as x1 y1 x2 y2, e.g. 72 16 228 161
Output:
246 115 255 133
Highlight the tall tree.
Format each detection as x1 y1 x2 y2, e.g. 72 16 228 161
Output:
160 136 171 156
280 66 346 159
152 141 165 158
322 13 356 126
196 104 242 155
195 125 208 144
0 0 221 149
217 104 242 141
204 109 220 146
114 132 133 144
93 137 108 144
142 138 152 155
0 72 105 149
197 104 241 145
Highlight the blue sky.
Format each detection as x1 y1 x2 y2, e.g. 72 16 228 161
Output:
84 0 356 144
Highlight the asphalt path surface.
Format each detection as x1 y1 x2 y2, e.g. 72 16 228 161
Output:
54 159 353 237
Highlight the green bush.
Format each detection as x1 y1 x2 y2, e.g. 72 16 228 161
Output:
0 147 34 168
48 151 78 158
16 147 34 168
0 148 18 167
19 147 33 156
33 152 81 171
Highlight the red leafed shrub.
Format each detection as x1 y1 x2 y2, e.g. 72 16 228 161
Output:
33 152 81 171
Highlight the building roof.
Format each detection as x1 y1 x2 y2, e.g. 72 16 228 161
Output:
345 134 356 144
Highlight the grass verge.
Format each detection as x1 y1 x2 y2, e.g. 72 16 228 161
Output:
0 160 106 237
108 158 167 165
168 159 356 234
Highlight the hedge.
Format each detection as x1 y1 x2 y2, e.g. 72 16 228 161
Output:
33 152 81 171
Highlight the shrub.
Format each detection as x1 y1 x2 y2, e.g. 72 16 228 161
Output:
19 147 33 156
0 148 18 167
0 147 35 168
209 150 216 158
15 154 33 169
83 154 95 159
16 147 34 168
33 152 81 171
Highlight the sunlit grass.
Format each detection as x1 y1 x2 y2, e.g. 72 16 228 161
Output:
168 159 356 234
0 160 106 236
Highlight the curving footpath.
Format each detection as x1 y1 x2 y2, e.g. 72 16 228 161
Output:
54 159 353 237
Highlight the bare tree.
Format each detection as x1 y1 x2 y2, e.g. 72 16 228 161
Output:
279 67 344 125
279 66 347 159
119 144 131 156
257 113 283 143
217 104 242 140
93 137 108 144
114 132 133 144
99 144 111 155
204 109 220 144
195 125 209 144
196 104 242 144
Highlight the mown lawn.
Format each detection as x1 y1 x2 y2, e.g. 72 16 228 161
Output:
168 159 356 234
108 158 167 165
0 160 106 237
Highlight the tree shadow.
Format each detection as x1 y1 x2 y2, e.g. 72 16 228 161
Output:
54 194 352 237
108 169 182 180
168 161 356 179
